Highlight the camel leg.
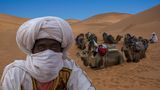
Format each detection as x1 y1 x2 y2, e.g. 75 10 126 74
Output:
124 50 132 62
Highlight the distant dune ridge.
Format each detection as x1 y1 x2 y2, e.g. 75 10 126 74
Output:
99 5 160 37
0 5 160 90
71 12 132 35
66 19 81 25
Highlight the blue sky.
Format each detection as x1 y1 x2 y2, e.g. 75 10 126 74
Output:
0 0 160 20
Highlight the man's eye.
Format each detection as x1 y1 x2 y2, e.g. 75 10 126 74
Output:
50 45 61 52
50 46 58 50
38 45 46 51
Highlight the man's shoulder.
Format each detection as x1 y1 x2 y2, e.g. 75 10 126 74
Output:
4 65 26 76
2 61 27 79
63 58 80 70
1 65 26 83
63 59 75 69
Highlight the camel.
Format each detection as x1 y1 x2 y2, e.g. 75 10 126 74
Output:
102 32 122 44
75 33 86 50
115 35 123 44
122 34 141 62
121 46 140 63
103 32 116 44
85 32 97 42
77 48 124 69
122 34 148 63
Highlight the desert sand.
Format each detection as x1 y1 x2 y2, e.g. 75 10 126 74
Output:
0 5 160 90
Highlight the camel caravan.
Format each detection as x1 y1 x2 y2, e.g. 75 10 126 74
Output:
75 32 150 70
121 34 149 63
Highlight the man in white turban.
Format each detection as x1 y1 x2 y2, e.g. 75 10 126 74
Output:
149 32 158 43
1 16 95 90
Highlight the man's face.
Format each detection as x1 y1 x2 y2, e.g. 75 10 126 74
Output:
32 38 62 54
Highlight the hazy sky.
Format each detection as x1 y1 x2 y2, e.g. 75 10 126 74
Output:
0 0 160 20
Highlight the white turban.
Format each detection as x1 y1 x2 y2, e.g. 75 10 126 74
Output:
16 16 74 59
152 32 156 35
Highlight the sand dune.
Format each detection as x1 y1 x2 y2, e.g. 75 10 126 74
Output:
66 19 81 25
0 5 160 90
71 13 132 35
99 5 160 37
0 14 27 77
0 14 28 24
79 13 132 24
